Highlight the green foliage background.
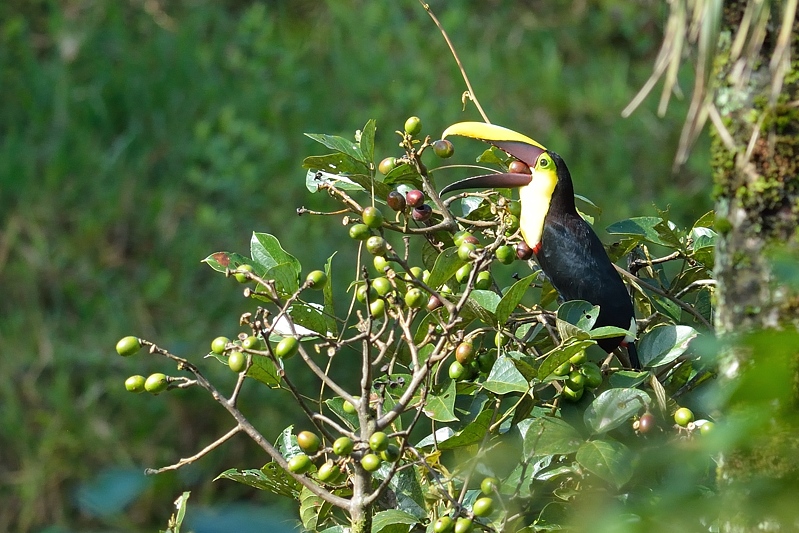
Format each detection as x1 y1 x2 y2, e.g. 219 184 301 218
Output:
0 1 710 531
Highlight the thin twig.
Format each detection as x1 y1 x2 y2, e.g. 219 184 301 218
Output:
419 0 490 123
145 426 242 475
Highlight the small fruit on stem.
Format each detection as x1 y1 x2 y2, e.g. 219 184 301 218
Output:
349 223 371 241
211 336 230 355
404 116 422 135
116 336 141 357
412 204 432 222
144 373 169 394
386 191 406 211
405 189 424 208
333 436 354 456
674 407 694 427
432 139 454 158
362 206 384 229
228 351 246 372
275 337 299 359
306 270 328 289
378 157 397 175
360 453 382 472
287 454 312 474
234 264 254 283
297 431 321 454
125 375 146 393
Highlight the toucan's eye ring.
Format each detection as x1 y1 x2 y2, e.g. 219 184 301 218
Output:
538 157 549 168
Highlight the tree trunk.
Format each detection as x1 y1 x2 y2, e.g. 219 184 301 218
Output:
711 3 798 530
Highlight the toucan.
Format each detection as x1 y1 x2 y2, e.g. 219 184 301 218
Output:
440 122 639 369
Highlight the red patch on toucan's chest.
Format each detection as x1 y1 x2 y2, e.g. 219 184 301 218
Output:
532 242 542 255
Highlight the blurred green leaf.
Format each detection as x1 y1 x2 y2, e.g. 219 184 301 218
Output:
372 509 417 533
584 388 650 434
246 354 282 388
576 438 633 489
426 246 465 290
423 376 458 422
522 416 583 456
202 251 251 273
438 409 493 450
496 273 538 325
557 300 600 331
304 132 366 163
383 163 423 189
638 324 698 368
359 119 376 164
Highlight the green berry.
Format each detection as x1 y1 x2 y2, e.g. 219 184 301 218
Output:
432 139 454 158
380 444 400 462
453 230 472 246
569 350 587 366
343 397 358 414
475 271 492 290
566 370 587 390
287 453 312 474
454 517 473 533
242 335 262 351
365 236 388 256
404 116 422 135
211 336 230 355
234 264 254 283
674 407 695 427
378 157 397 175
477 350 497 374
505 214 520 233
404 266 424 281
369 298 386 318
458 242 476 261
349 223 372 241
495 331 510 348
481 477 498 495
316 461 341 483
455 263 473 284
356 284 377 303
144 373 168 394
553 360 572 376
369 431 389 452
297 431 321 454
125 375 146 393
373 255 390 272
472 496 494 517
562 384 583 402
333 436 354 456
508 200 522 217
306 270 328 290
699 421 715 436
371 277 392 296
275 336 299 359
362 206 384 229
228 351 246 372
433 516 454 533
580 362 603 388
405 288 425 308
360 453 382 472
449 360 468 380
116 336 141 357
496 245 515 265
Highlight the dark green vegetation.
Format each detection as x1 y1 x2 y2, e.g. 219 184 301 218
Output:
0 1 712 531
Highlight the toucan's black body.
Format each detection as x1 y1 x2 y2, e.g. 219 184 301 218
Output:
440 129 639 368
534 154 636 359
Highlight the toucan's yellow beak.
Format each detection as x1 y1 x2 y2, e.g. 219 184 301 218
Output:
442 122 547 166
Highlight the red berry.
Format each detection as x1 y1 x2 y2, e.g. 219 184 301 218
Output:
412 204 432 221
405 189 424 208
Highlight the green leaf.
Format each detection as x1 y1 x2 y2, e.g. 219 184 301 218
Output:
608 370 649 389
322 253 338 336
266 262 301 296
383 163 423 190
692 210 715 229
202 251 251 274
299 486 332 532
305 168 366 193
638 324 698 368
537 339 596 379
438 409 493 450
469 289 501 315
557 300 600 331
426 246 465 290
325 397 359 429
521 416 583 456
476 147 505 164
304 132 366 163
583 388 650 434
276 425 300 457
496 273 538 325
372 509 418 533
423 376 458 422
346 173 393 199
576 438 633 489
483 355 529 395
215 464 300 498
251 233 301 280
288 303 329 337
302 153 369 176
589 326 632 339
606 216 681 248
359 119 376 164
246 355 281 388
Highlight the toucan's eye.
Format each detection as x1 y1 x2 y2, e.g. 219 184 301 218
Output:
538 157 549 168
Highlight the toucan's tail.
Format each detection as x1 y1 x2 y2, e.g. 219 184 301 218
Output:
627 342 641 370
